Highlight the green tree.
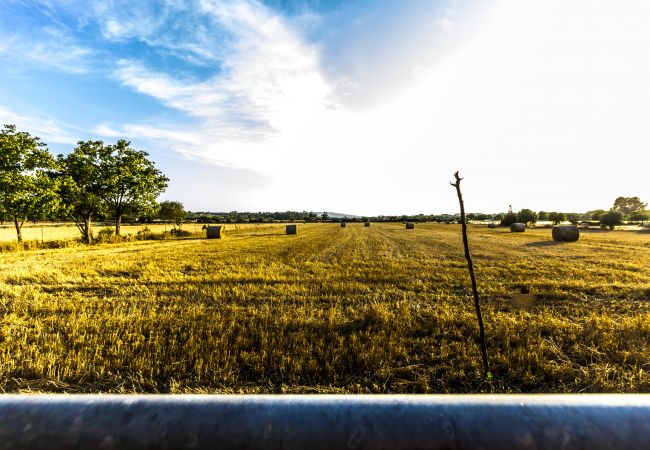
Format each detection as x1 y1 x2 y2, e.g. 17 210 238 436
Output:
548 212 567 225
612 196 647 216
600 210 623 230
517 208 538 226
321 212 329 221
629 210 650 225
57 141 107 244
102 140 168 235
0 124 60 242
587 209 606 221
538 211 549 221
158 201 186 227
500 212 518 226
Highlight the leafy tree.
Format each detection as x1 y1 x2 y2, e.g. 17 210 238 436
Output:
612 196 647 216
158 201 186 227
102 140 168 235
548 212 567 225
629 210 650 225
587 209 606 221
500 212 518 226
600 211 623 230
321 212 329 221
517 208 538 226
538 211 549 221
0 124 60 242
57 141 108 244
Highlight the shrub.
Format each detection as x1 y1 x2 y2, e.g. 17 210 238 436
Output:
97 227 115 242
600 211 623 230
500 212 518 227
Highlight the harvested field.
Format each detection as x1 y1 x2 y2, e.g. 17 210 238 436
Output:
0 223 648 393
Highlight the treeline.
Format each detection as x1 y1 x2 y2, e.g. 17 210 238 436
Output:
0 124 168 243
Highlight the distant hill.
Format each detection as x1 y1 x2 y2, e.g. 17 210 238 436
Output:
315 212 360 219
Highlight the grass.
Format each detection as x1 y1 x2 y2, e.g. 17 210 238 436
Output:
0 222 203 243
0 223 648 393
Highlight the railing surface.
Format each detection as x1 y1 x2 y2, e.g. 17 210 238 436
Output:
1 394 649 449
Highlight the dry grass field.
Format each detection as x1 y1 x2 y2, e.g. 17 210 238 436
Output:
0 223 198 243
0 223 649 393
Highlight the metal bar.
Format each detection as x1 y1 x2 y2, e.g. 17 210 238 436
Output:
1 394 649 450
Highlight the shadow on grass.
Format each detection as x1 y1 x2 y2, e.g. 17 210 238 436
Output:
524 241 565 248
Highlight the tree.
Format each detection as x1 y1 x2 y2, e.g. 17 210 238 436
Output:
612 196 647 216
102 140 168 235
629 210 650 225
0 124 60 242
548 212 566 225
450 172 489 379
158 201 186 227
517 209 538 226
500 212 518 226
57 141 107 244
587 209 606 221
538 211 549 222
600 211 623 230
320 212 329 221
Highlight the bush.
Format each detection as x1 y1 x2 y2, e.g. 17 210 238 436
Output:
96 227 115 242
170 228 192 237
500 212 518 227
600 211 623 230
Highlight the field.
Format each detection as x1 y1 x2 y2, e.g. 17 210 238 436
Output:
0 223 198 243
0 223 649 393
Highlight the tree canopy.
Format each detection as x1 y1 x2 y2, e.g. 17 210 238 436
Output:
0 124 60 242
102 140 169 235
612 196 647 215
57 141 108 244
158 201 186 227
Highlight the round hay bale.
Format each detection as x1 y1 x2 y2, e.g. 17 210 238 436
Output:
510 223 526 232
552 225 580 242
341 222 346 228
487 223 497 229
405 222 415 229
206 225 224 239
286 224 297 235
364 222 370 227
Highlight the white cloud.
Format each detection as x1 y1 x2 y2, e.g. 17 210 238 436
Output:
0 106 80 145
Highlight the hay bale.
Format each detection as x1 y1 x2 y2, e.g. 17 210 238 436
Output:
405 222 415 229
286 224 297 235
341 222 346 228
510 223 526 232
364 222 371 227
552 225 580 242
206 225 224 239
488 223 496 229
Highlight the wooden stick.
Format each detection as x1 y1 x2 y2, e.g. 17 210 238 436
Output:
450 171 490 378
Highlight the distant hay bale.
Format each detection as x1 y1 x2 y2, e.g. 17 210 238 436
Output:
488 223 497 229
341 222 346 227
206 226 224 239
552 225 580 242
405 222 415 229
364 222 370 227
286 224 297 235
510 223 526 232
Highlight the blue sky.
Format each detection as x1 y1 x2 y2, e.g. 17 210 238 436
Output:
1 0 649 214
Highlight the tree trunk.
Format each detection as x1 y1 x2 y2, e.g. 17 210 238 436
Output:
83 215 93 244
115 215 122 236
451 171 490 379
14 217 23 243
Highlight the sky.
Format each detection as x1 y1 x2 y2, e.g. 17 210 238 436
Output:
1 0 649 215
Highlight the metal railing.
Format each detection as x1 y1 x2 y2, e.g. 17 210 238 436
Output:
1 394 649 449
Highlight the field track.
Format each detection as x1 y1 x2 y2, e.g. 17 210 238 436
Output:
0 223 649 393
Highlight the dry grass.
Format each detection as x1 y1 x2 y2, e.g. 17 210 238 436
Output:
0 223 649 393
